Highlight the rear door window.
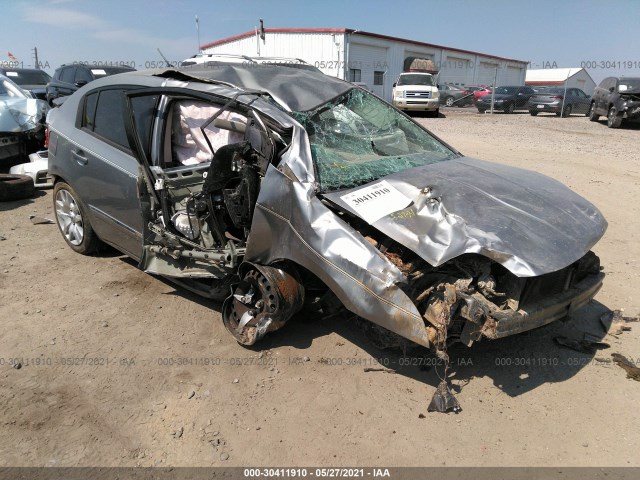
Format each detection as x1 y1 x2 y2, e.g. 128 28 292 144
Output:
93 89 130 148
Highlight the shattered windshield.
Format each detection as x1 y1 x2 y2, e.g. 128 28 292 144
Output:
292 88 457 192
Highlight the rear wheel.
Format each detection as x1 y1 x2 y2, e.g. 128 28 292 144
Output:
53 181 99 254
561 104 573 117
588 102 599 122
477 108 486 114
529 110 538 116
607 106 623 128
505 103 515 114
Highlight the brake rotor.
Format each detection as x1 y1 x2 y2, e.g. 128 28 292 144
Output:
222 264 304 346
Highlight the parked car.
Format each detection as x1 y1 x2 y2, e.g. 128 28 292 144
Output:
468 85 492 101
476 86 536 113
46 64 135 106
528 87 591 117
47 65 606 356
588 76 640 128
0 68 51 100
0 74 48 164
392 72 440 116
438 84 473 107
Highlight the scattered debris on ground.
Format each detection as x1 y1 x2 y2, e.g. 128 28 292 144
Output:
29 215 54 225
428 380 461 413
363 367 396 374
554 335 610 354
611 353 640 381
600 309 638 337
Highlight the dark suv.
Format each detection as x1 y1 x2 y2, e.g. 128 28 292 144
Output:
589 76 640 128
46 64 135 106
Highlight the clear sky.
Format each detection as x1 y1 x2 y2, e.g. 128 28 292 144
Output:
3 0 639 84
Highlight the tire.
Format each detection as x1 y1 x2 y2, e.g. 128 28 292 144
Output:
478 108 486 114
529 110 538 116
607 106 623 128
561 104 573 118
0 174 35 202
444 96 455 107
53 181 99 254
588 102 599 122
505 103 515 114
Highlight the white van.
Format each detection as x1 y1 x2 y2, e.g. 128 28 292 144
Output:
392 72 440 116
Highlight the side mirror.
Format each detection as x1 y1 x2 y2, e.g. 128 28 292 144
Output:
392 82 397 87
74 80 88 88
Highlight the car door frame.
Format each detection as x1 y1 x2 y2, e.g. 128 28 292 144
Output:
122 86 282 278
68 85 148 259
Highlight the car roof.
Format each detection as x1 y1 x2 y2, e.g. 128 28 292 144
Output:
0 67 48 73
111 64 353 112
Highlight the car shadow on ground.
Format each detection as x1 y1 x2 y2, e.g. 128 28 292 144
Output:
0 189 47 212
114 253 617 399
592 119 640 130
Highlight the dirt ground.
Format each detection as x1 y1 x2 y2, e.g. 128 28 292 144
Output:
0 109 638 468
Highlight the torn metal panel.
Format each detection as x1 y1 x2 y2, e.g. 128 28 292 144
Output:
245 165 432 348
1 76 48 134
153 65 352 112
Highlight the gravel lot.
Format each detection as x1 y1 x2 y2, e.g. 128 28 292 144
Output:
0 109 638 467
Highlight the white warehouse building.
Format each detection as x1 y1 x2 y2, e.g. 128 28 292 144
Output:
201 28 528 103
525 68 597 95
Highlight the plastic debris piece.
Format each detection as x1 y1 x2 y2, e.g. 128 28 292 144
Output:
427 380 461 413
553 335 609 354
29 215 54 225
611 353 640 381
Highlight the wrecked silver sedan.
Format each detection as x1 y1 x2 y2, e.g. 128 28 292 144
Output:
47 65 606 354
1 74 48 163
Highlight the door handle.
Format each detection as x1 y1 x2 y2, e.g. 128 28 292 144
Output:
72 149 88 166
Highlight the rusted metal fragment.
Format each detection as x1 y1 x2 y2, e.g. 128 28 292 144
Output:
427 380 461 413
611 353 640 381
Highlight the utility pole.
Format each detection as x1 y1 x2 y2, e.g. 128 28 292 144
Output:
32 47 39 68
195 16 201 53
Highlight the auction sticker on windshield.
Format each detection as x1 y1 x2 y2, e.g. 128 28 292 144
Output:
340 180 412 224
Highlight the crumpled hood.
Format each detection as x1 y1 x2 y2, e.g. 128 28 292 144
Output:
0 97 48 133
323 157 607 277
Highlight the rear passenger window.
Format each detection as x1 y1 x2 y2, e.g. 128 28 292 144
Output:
93 89 129 148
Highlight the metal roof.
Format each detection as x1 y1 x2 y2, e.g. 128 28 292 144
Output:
201 28 529 65
525 68 589 85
